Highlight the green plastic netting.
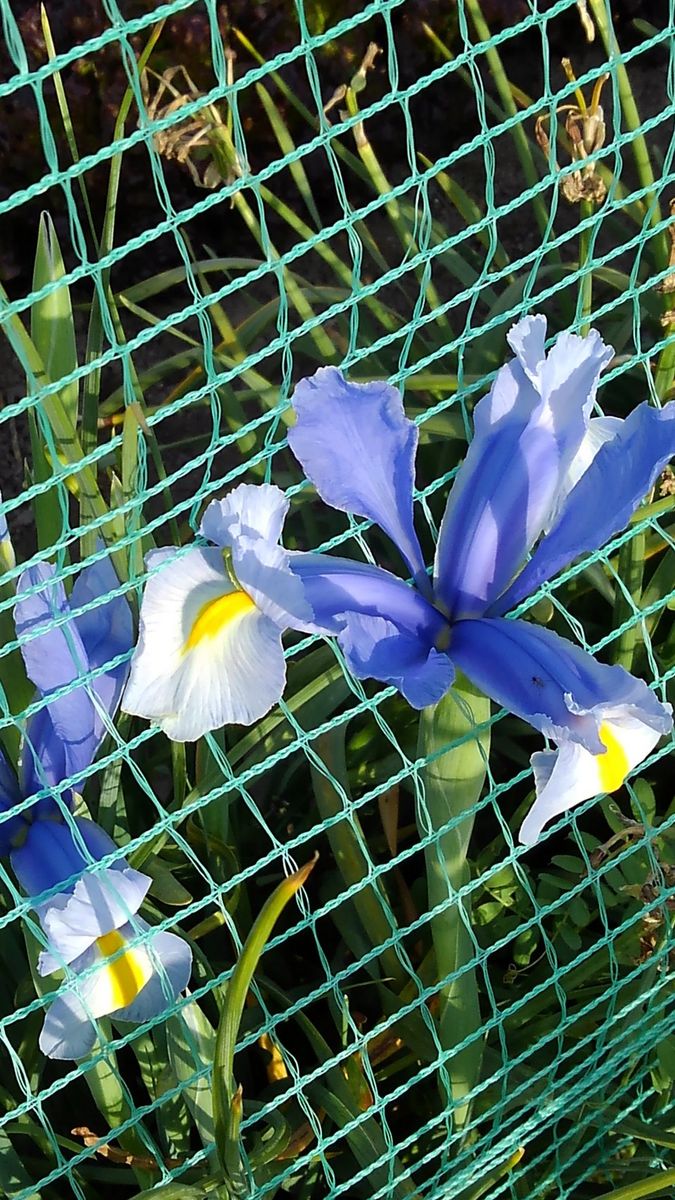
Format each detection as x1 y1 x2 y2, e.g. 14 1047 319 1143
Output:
1 1 675 1198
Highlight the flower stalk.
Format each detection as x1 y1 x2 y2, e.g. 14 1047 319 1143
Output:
417 677 490 1128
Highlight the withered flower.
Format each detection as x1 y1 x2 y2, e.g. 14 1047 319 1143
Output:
535 59 609 205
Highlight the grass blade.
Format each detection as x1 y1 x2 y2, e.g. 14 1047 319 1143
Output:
459 0 552 245
310 728 408 991
256 82 321 228
590 1170 675 1200
31 212 78 430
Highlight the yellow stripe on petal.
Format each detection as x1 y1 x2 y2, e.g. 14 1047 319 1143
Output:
597 722 630 793
95 930 152 1010
183 589 255 654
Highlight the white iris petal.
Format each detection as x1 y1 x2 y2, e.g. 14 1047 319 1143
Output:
123 484 312 741
519 712 663 845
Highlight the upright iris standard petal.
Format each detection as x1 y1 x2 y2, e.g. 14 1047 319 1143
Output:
450 617 672 752
70 556 134 718
36 865 192 1060
20 708 69 810
200 482 289 547
492 401 675 615
543 415 623 533
16 558 133 810
200 485 313 630
520 713 666 845
288 368 429 592
16 565 96 765
506 313 546 384
433 316 613 618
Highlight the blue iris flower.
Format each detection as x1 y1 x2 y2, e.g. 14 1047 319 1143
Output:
123 315 674 843
287 315 675 843
0 557 133 853
13 816 192 1060
0 558 191 1059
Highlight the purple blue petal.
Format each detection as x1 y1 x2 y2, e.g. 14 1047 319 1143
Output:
492 400 675 615
449 616 670 752
291 552 447 642
288 368 429 592
17 560 133 802
434 317 612 618
11 817 118 898
339 612 454 707
0 748 23 855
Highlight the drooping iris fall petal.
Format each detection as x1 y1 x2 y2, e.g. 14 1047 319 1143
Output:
520 714 666 845
123 485 314 741
449 616 671 754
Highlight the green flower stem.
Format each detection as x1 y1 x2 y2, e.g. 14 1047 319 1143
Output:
417 676 491 1129
578 198 595 334
588 0 664 261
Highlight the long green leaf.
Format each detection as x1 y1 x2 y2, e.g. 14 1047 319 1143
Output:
310 728 408 991
256 82 321 228
590 1170 675 1200
0 278 107 527
460 0 552 245
257 973 418 1197
212 856 317 1178
0 1129 41 1200
80 18 165 558
309 1082 416 1199
31 212 78 428
40 4 99 251
166 1001 217 1146
85 1035 154 1189
27 212 80 556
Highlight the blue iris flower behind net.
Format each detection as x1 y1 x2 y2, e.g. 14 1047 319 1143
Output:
123 315 675 845
1 557 191 1059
